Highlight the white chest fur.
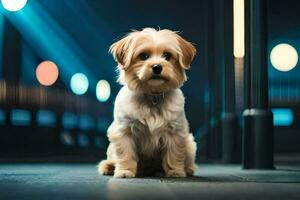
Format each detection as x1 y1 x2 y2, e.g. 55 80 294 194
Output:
113 87 188 156
115 87 185 131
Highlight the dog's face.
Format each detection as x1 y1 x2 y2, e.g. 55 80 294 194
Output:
110 28 196 93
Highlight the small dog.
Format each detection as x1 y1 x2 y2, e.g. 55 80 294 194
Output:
98 28 197 178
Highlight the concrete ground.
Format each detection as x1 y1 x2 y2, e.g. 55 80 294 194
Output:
0 164 299 200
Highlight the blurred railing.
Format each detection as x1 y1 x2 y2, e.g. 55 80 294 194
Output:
0 80 112 162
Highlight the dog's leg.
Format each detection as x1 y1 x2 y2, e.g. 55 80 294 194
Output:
162 134 187 177
98 143 115 175
112 132 138 178
184 134 197 176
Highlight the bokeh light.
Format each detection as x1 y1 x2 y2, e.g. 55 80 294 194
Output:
60 131 74 147
78 133 89 148
70 73 89 95
272 108 293 126
96 80 111 102
270 43 298 72
1 0 27 12
36 61 59 86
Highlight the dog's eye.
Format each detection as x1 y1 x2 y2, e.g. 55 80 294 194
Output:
163 52 172 61
139 52 150 60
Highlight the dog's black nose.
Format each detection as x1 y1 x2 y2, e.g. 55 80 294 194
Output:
152 64 162 74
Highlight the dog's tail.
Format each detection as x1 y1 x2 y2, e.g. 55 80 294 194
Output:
97 160 115 175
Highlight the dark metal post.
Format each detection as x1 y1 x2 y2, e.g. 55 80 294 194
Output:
2 20 21 84
222 0 239 163
206 0 216 160
242 0 274 169
206 0 224 161
2 19 22 126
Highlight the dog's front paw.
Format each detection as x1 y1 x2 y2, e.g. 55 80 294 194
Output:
165 170 186 178
98 160 115 175
185 164 196 176
114 170 136 178
185 167 195 176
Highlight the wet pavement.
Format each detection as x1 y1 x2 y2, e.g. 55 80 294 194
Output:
0 164 299 200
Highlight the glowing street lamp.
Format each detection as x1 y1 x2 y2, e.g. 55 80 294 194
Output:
70 73 89 95
1 0 27 12
96 80 111 102
36 61 59 86
270 43 298 72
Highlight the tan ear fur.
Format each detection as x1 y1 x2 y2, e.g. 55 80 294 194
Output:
109 33 135 69
177 36 196 69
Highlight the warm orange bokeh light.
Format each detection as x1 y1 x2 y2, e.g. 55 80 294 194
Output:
36 61 59 86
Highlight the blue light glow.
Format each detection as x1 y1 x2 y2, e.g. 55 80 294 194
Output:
1 0 27 12
11 109 31 126
96 80 111 102
79 115 95 131
70 73 89 95
272 108 293 126
62 112 78 130
0 109 5 125
37 110 56 127
0 1 98 89
98 118 110 132
78 133 89 148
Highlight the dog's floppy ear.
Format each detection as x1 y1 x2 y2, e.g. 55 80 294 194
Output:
109 33 135 70
177 36 196 69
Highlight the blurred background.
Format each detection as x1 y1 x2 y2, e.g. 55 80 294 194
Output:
0 0 299 163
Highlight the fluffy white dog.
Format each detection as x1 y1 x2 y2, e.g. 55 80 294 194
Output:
98 28 197 178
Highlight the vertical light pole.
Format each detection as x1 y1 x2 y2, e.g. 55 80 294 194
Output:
242 0 274 169
222 0 238 163
233 0 245 117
